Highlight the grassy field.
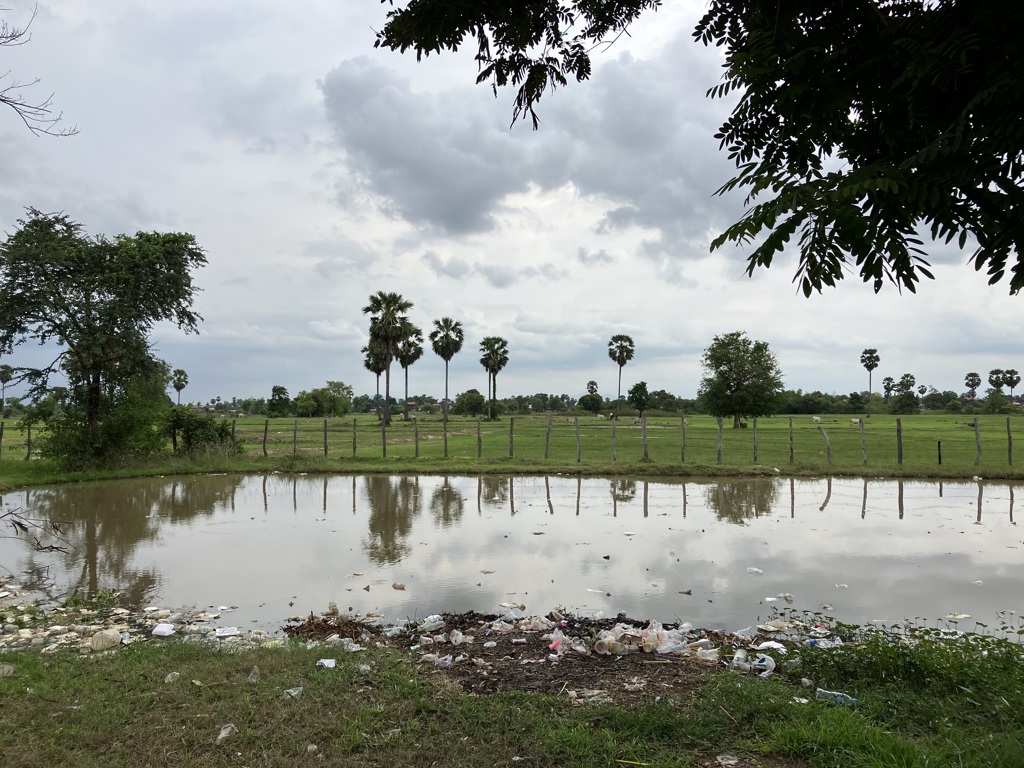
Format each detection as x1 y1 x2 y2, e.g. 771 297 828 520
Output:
3 411 1024 491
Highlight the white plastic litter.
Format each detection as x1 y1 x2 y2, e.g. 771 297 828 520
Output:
152 623 176 637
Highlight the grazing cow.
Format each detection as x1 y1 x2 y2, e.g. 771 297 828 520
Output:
850 418 860 426
597 414 606 420
633 417 643 425
566 417 577 425
811 416 822 423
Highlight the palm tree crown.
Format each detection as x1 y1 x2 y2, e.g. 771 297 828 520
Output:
396 326 424 420
479 336 509 420
362 291 414 424
171 368 188 405
859 348 879 395
607 334 635 412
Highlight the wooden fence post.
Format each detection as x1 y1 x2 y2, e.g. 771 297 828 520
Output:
323 419 328 457
293 420 298 458
414 417 420 458
575 418 581 462
752 417 758 464
1007 417 1012 466
509 417 514 458
716 417 723 464
642 416 648 460
0 421 4 460
817 425 832 465
476 417 482 458
232 419 237 447
680 416 686 463
263 420 269 456
973 417 981 466
381 419 387 458
859 419 867 464
24 423 31 461
897 418 904 465
545 418 552 460
788 418 794 464
612 417 618 462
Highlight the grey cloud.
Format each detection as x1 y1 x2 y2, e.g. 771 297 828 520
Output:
577 247 614 265
422 251 564 288
319 58 531 234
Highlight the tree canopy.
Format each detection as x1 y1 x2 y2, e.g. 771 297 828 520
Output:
698 331 783 427
377 0 1024 294
0 209 206 463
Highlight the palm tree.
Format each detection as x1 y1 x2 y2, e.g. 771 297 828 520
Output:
586 380 598 395
362 291 414 425
396 325 424 421
0 364 12 414
965 372 982 399
362 342 387 419
1005 369 1021 400
171 368 188 405
989 369 1006 392
607 334 635 417
429 317 465 423
859 349 879 396
882 376 895 404
479 336 509 420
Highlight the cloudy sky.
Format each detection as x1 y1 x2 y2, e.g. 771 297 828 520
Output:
0 1 1019 407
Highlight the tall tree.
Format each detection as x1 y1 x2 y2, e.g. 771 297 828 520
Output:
396 325 424 421
479 336 509 420
362 291 414 425
1004 369 1021 400
0 363 12 413
698 331 783 428
964 372 982 399
859 349 880 396
171 368 188 406
429 316 465 425
627 381 650 418
0 210 206 463
378 1 1024 293
362 342 387 419
882 377 896 404
586 380 598 396
607 334 635 417
267 385 291 417
988 369 1006 392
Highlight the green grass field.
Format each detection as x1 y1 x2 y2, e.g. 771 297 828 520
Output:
2 411 1023 490
228 411 1022 475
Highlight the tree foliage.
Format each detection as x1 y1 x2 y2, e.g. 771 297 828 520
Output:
378 0 1024 293
964 372 981 399
0 210 206 464
363 291 414 425
607 334 634 413
479 336 509 420
698 331 782 427
627 380 649 416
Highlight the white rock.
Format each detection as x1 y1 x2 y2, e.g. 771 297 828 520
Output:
90 628 122 652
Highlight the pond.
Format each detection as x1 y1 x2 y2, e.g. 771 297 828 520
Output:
1 474 1020 634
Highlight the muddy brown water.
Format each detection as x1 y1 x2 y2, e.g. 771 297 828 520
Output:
1 475 1020 635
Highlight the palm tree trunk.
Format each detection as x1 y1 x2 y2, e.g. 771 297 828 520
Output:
404 366 410 421
492 373 498 421
384 364 392 425
617 366 623 417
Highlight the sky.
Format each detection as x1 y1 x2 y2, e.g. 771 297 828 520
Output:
0 1 1020 407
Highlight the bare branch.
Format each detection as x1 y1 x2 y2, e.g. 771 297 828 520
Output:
0 5 77 137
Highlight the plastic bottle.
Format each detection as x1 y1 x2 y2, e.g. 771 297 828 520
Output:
731 649 750 672
815 688 858 705
247 666 260 683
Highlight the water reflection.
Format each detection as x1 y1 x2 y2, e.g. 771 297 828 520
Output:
430 477 464 528
16 475 243 603
703 478 780 524
2 475 1022 631
363 476 420 565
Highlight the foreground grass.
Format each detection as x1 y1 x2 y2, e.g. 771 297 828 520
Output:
2 623 1023 768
